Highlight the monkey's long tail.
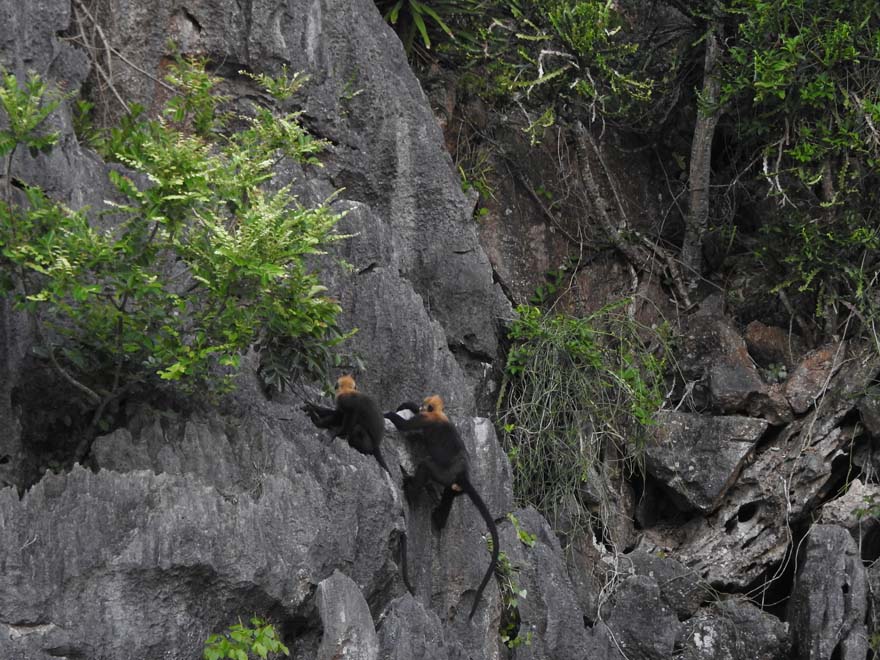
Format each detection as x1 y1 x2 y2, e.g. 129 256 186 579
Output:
464 482 500 621
373 447 392 476
400 531 414 594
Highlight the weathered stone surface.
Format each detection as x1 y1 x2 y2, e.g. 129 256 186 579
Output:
377 594 447 660
601 575 681 660
747 383 794 425
317 571 379 660
789 525 867 660
646 346 880 589
817 478 880 542
577 461 638 552
679 599 790 660
858 385 880 436
583 622 626 660
564 533 608 623
645 411 768 512
708 361 766 414
867 562 880 654
785 344 844 414
623 550 706 619
679 312 766 413
744 320 803 368
0 408 405 660
501 508 588 659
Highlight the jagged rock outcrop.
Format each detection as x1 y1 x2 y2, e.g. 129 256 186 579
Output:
600 575 681 660
317 571 379 660
377 594 447 660
789 525 868 660
500 508 588 660
641 343 880 590
680 598 790 660
0 409 404 659
622 550 707 619
645 411 768 512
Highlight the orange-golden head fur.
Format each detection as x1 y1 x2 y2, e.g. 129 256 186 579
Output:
420 395 448 422
336 375 357 397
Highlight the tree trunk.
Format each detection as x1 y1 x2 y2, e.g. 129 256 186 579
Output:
681 28 721 284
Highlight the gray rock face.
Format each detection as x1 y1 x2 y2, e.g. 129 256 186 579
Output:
317 571 379 660
649 347 880 589
623 550 706 619
0 410 404 660
501 508 588 660
645 411 768 512
564 533 607 622
680 313 764 413
377 594 447 660
600 575 681 660
817 478 880 542
679 599 790 660
789 525 867 660
784 344 844 414
0 0 519 653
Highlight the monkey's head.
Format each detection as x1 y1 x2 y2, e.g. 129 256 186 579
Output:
336 375 357 396
420 395 448 421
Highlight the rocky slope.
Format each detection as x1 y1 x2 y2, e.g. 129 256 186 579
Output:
1 1 878 659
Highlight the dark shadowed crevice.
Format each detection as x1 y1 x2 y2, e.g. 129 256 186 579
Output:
829 639 843 660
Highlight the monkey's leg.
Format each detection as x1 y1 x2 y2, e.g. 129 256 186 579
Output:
431 487 464 531
350 427 391 474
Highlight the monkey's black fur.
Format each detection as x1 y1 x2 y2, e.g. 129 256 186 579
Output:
302 388 390 475
385 399 499 621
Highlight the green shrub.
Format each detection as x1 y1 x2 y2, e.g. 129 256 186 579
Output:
377 0 456 51
497 302 668 538
203 618 289 660
0 59 346 441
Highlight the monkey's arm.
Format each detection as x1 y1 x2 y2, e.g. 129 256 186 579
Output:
302 402 343 430
384 410 434 432
395 401 421 414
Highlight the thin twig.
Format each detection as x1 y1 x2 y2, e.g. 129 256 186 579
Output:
73 6 130 113
47 344 101 404
73 0 174 93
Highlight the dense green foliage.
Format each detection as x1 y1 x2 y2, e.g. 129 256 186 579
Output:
203 618 289 660
376 0 458 51
497 303 667 536
0 60 345 436
720 0 880 333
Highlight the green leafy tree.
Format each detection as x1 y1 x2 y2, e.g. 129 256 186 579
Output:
718 0 880 337
0 59 346 460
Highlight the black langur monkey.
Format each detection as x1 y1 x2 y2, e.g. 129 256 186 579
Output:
302 375 390 475
384 395 499 621
304 376 412 593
